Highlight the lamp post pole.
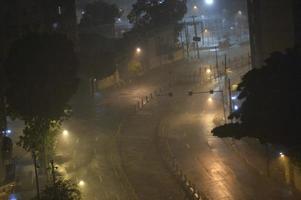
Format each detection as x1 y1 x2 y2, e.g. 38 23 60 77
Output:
32 151 40 200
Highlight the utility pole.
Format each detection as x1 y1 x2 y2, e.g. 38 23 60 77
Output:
224 54 228 122
184 21 190 59
0 96 7 133
32 151 40 200
50 160 56 186
215 46 221 88
50 159 59 199
201 21 205 46
228 78 232 116
192 16 200 59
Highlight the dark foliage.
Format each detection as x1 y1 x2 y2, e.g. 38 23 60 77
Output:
127 0 186 43
79 34 117 79
32 179 81 200
128 0 187 30
80 0 121 26
4 33 78 155
5 33 79 121
212 48 301 157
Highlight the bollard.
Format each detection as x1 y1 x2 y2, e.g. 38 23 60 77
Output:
150 93 153 99
146 96 149 102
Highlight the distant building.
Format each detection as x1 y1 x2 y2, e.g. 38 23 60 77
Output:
0 0 77 62
247 0 301 68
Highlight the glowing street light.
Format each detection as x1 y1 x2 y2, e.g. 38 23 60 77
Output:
193 5 198 10
206 68 211 74
62 130 69 137
208 97 213 102
279 152 285 157
205 0 214 6
136 47 141 54
78 180 85 187
238 10 242 15
234 105 239 110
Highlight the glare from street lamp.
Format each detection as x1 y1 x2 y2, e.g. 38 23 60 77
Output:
78 180 85 187
206 68 211 74
63 130 69 137
193 5 198 10
136 47 141 54
204 29 208 33
208 97 213 102
279 152 285 157
238 10 242 15
205 0 214 5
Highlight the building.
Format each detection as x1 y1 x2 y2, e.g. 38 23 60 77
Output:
247 0 301 68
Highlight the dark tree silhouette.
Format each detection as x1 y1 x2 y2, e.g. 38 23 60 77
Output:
127 0 186 42
80 0 121 26
128 0 187 30
79 34 117 80
5 33 79 153
212 48 301 159
32 179 81 200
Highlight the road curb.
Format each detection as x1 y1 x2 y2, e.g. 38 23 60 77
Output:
157 120 210 200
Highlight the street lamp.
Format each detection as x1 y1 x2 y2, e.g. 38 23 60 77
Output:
238 10 242 15
193 5 198 10
62 130 69 137
136 47 141 54
205 0 214 6
78 180 85 187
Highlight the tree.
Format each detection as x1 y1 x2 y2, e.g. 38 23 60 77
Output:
79 34 117 80
128 0 186 30
125 0 187 60
33 179 81 200
212 48 301 159
5 33 79 163
80 0 121 27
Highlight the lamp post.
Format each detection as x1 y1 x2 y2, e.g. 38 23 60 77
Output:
32 151 40 200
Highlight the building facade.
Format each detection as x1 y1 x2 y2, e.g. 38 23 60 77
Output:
247 0 301 68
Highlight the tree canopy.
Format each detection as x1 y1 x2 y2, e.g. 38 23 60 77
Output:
33 179 81 200
5 33 79 121
79 34 117 80
128 0 187 30
212 48 301 158
5 33 79 153
80 0 121 26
